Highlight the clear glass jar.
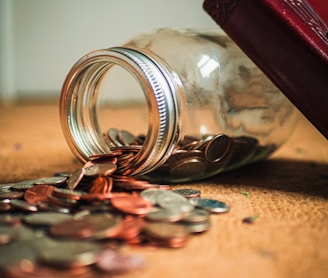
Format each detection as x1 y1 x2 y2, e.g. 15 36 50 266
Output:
60 28 298 183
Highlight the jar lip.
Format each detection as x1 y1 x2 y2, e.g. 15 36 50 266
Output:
60 46 185 175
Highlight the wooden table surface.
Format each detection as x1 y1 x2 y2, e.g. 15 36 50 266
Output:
0 102 327 278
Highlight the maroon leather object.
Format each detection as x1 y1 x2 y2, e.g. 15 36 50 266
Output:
203 0 328 139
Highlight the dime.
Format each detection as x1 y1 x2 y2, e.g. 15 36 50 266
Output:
172 188 201 199
189 198 230 213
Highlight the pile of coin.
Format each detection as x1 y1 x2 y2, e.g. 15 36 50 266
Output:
0 152 231 277
104 128 276 181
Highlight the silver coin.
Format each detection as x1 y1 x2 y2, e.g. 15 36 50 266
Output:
189 198 230 213
84 162 117 176
33 176 67 185
172 188 201 199
143 222 190 241
96 249 146 273
107 128 123 146
10 199 38 212
145 208 184 222
67 168 85 190
180 220 211 233
23 212 73 226
157 190 194 213
140 189 166 205
37 240 100 268
0 239 37 268
0 226 20 244
10 180 35 190
118 129 136 146
180 208 210 223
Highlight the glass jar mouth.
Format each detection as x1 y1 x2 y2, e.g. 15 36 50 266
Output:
60 47 185 175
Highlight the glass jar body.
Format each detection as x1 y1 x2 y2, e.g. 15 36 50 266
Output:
60 28 298 183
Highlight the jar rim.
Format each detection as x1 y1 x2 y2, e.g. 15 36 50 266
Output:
60 47 185 175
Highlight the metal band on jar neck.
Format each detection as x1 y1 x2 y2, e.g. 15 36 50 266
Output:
60 47 185 175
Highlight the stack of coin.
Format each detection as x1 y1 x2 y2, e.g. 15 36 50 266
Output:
104 128 276 181
0 158 231 276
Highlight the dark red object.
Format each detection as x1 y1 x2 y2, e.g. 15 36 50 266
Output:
203 0 328 139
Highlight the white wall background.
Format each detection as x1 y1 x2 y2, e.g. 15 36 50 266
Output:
0 0 221 103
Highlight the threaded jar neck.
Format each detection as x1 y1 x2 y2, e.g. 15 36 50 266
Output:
60 47 186 175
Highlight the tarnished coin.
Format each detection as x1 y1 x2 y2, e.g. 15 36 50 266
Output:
50 213 121 239
170 156 207 179
0 226 20 244
203 134 232 163
37 240 100 268
23 212 73 226
189 198 230 213
0 214 22 225
143 222 190 248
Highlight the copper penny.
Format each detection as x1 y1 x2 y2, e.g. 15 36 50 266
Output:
89 176 113 194
111 195 153 215
24 184 56 204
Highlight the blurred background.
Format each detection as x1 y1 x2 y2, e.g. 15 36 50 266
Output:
0 0 220 104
